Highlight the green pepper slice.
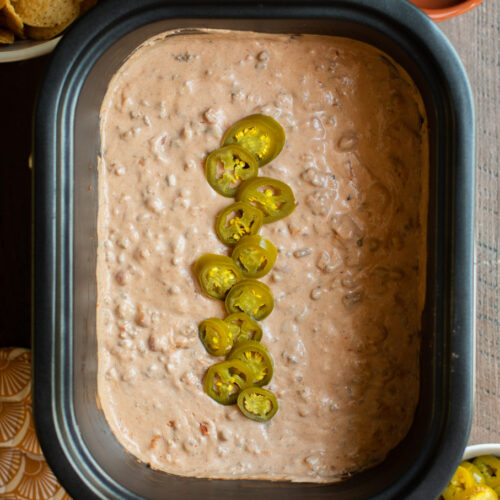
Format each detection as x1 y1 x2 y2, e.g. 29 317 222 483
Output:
237 387 278 422
224 312 263 345
199 318 234 356
225 279 274 320
236 177 296 223
232 235 277 278
228 340 273 386
204 359 252 405
205 145 259 198
216 201 263 246
194 254 242 300
222 114 285 167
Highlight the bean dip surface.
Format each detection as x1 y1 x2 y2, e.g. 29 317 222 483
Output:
97 30 428 483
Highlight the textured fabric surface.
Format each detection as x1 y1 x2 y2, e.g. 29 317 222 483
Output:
440 0 500 444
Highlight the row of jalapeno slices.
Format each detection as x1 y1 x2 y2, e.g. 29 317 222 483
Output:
206 114 296 246
199 324 278 422
194 114 295 422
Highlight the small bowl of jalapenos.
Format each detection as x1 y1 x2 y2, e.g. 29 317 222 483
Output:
440 444 500 499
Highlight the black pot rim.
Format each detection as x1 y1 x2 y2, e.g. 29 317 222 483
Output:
32 1 474 499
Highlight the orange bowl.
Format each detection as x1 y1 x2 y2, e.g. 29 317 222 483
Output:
408 0 484 21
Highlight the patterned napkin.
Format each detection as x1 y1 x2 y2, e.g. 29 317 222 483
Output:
0 348 71 499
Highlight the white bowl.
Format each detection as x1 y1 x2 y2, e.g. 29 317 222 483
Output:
0 37 61 63
463 443 500 461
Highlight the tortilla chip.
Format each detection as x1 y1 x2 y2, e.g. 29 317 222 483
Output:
2 0 24 38
12 0 79 28
24 18 71 40
79 0 96 15
0 27 14 43
0 0 6 10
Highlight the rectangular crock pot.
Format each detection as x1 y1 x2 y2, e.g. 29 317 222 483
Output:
32 1 475 498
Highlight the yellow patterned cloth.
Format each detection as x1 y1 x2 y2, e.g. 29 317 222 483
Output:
0 348 71 499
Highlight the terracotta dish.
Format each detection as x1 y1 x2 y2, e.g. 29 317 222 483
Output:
408 0 484 21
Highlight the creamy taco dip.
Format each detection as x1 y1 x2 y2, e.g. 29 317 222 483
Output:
97 30 428 483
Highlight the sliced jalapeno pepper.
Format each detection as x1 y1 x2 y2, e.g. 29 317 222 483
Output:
232 235 277 278
237 387 278 422
199 318 234 356
228 340 273 386
204 359 252 405
461 461 487 485
222 114 285 167
225 279 274 321
194 254 242 300
443 465 479 500
216 201 263 246
224 312 263 345
460 485 499 500
205 145 259 198
473 456 500 490
236 177 296 223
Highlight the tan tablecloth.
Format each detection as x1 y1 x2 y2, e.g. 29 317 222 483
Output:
440 0 500 444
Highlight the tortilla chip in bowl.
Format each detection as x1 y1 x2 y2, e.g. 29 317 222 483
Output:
0 0 97 62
